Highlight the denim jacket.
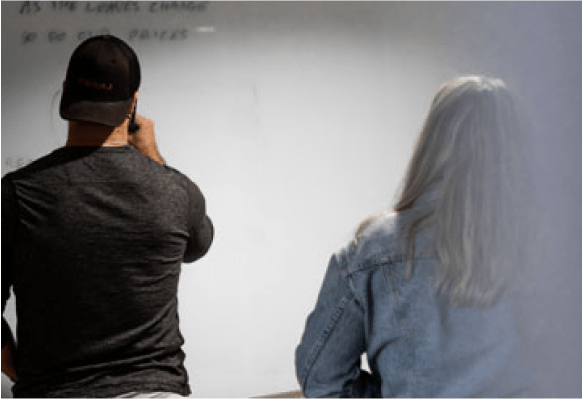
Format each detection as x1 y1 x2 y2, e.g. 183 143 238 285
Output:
295 203 530 397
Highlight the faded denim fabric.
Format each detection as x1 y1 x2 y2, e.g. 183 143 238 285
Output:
295 203 530 398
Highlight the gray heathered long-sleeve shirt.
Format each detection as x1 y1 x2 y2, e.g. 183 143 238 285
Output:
2 145 213 397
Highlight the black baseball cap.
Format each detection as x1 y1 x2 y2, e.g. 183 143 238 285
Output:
60 35 141 126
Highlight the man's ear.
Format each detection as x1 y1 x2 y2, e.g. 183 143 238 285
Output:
129 91 139 116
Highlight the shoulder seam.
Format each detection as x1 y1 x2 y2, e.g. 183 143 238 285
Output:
346 251 434 277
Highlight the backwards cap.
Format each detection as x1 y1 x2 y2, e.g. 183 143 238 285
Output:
60 35 140 126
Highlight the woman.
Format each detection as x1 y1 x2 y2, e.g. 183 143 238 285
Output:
295 76 535 397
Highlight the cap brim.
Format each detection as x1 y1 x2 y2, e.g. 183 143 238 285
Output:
60 85 132 127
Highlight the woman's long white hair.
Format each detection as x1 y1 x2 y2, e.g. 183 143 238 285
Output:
359 76 534 307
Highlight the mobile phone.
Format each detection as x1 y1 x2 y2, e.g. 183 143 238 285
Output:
128 100 139 132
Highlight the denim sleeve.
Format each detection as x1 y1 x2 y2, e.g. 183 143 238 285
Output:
295 251 381 398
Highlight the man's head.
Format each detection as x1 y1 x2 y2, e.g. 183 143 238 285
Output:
60 35 140 127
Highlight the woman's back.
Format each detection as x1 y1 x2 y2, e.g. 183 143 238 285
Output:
296 207 531 397
350 210 529 397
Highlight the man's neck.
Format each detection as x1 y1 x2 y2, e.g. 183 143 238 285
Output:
66 120 129 147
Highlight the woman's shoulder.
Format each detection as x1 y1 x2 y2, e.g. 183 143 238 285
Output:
340 210 435 277
340 212 402 274
356 211 400 251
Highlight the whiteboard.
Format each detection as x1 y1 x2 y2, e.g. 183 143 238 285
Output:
2 2 582 397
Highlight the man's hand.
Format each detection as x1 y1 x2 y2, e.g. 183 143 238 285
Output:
2 341 18 382
127 114 166 166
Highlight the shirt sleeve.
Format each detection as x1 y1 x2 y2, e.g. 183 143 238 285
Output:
295 251 381 398
182 178 214 264
2 177 16 347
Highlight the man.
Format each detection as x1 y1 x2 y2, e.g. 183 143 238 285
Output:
1 35 213 397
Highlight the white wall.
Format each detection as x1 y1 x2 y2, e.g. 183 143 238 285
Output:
2 2 581 397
